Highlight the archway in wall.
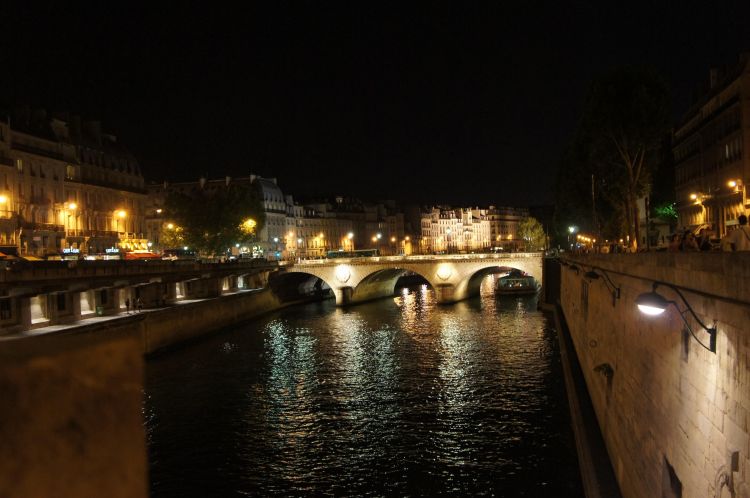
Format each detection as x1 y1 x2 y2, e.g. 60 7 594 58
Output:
269 271 333 303
352 268 433 303
458 265 534 301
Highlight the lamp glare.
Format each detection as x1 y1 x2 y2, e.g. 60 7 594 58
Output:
637 304 666 316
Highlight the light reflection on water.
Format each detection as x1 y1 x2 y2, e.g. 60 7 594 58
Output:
145 276 581 497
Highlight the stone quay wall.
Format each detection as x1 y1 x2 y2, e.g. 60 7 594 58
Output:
0 286 295 497
0 325 148 498
559 253 750 498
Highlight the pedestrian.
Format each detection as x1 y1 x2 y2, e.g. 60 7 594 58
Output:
697 228 713 251
668 233 682 253
135 297 143 313
722 214 750 251
680 230 699 252
125 297 131 314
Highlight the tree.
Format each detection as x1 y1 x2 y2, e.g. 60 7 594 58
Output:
518 217 546 251
576 66 671 249
163 184 265 256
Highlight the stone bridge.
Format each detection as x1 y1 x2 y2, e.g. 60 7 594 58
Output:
278 253 544 305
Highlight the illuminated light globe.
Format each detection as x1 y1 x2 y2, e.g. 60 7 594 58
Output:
635 291 670 316
334 264 351 283
436 265 452 280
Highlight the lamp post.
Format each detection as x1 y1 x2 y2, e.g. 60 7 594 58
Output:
0 194 8 218
568 226 577 250
115 210 127 248
65 202 77 243
347 232 354 252
728 179 747 218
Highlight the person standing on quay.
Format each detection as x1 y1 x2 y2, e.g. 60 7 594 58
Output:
125 297 131 314
135 297 143 313
722 214 750 251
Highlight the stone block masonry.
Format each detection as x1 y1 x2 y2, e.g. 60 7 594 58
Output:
0 325 148 498
559 253 750 498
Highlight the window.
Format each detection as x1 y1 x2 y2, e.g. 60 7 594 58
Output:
0 298 11 320
16 158 23 173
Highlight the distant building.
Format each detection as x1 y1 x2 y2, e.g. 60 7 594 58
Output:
420 207 491 253
0 108 146 256
485 205 529 251
673 54 750 237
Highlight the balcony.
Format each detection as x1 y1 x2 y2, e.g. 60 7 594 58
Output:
20 222 65 232
11 142 65 161
61 229 118 239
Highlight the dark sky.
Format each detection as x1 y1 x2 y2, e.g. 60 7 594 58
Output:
2 2 750 206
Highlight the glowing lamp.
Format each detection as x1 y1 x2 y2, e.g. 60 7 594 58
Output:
635 283 716 353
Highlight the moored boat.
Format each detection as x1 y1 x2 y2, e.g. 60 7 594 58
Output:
495 270 538 295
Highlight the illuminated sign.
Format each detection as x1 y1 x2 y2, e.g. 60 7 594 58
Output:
105 247 120 254
62 248 80 254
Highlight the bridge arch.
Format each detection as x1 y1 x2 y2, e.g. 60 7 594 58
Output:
282 253 544 306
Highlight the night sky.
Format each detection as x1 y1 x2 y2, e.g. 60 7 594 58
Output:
2 2 750 206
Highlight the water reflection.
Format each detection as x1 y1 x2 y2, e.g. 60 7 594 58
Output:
146 280 581 497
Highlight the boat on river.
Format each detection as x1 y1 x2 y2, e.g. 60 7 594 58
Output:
495 270 539 295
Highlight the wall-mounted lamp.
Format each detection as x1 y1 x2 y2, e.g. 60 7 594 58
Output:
635 282 716 353
584 269 621 305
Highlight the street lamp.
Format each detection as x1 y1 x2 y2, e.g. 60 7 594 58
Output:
115 209 127 235
635 282 716 353
568 225 577 250
65 202 78 239
728 179 747 214
347 232 354 251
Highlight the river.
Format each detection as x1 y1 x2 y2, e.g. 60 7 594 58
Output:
145 277 582 497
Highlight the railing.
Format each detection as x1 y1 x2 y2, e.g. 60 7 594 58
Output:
12 142 65 160
294 252 544 265
20 222 65 232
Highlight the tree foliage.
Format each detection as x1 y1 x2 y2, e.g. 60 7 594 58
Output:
518 216 546 251
556 66 670 248
163 184 265 256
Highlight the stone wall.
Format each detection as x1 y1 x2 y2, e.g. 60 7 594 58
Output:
560 253 750 498
141 288 285 354
0 325 148 498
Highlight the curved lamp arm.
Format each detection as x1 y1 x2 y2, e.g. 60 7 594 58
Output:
656 283 717 353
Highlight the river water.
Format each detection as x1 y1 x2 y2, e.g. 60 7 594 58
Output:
145 277 582 497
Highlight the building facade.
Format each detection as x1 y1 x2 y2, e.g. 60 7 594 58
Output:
673 54 750 237
419 207 491 253
0 109 147 257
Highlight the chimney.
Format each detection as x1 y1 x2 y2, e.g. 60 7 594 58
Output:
225 176 231 186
